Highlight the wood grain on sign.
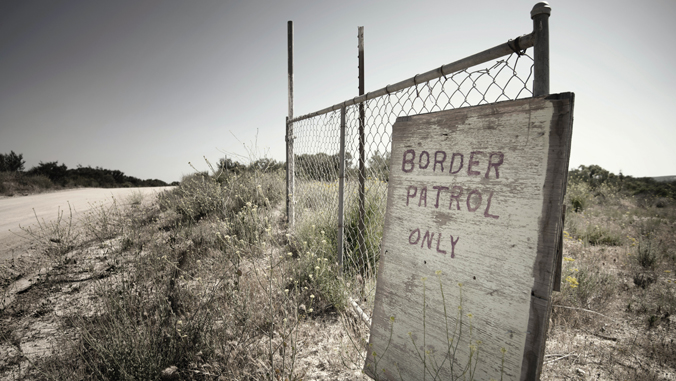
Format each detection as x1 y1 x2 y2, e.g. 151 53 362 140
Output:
365 94 574 381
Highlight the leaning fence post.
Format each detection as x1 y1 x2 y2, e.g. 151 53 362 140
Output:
286 21 295 228
357 26 366 269
337 107 346 271
531 2 550 97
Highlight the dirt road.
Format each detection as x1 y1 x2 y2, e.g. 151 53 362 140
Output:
0 187 173 262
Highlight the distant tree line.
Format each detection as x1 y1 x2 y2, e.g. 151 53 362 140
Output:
294 151 391 182
214 157 285 176
569 164 676 199
0 151 168 189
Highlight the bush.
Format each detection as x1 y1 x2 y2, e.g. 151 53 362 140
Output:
0 151 25 172
159 173 229 222
0 171 54 196
73 280 214 380
285 230 348 313
566 181 592 212
343 186 386 277
559 261 616 310
585 224 622 246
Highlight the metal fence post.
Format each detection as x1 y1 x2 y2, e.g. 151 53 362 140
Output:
531 2 550 97
337 106 346 271
286 21 295 228
527 4 553 380
357 26 366 266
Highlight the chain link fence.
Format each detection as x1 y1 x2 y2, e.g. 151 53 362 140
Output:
290 42 537 317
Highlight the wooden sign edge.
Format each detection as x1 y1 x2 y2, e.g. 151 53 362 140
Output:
363 93 575 381
520 92 575 381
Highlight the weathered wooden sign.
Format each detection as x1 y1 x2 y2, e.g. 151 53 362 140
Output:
365 93 574 381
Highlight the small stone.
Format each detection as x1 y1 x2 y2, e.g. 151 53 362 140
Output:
11 278 34 294
576 368 585 376
161 365 179 381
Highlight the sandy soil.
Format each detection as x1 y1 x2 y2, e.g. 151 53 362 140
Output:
0 187 174 262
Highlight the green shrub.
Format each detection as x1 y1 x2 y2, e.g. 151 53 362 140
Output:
223 170 285 212
28 174 54 189
566 181 592 212
560 262 616 310
0 151 25 172
285 231 348 312
74 283 214 380
585 224 623 246
159 173 228 222
635 236 660 270
343 188 386 277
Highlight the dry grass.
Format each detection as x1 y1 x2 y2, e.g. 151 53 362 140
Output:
545 186 676 380
1 168 675 380
0 171 54 197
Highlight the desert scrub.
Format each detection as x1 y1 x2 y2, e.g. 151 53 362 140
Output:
294 179 340 253
158 172 229 222
584 223 623 246
80 196 127 243
10 159 315 379
566 181 592 212
629 217 667 270
18 202 80 260
634 235 660 270
342 180 387 277
45 170 309 380
294 178 387 277
565 211 623 246
224 200 270 249
552 256 617 327
0 171 54 196
592 182 624 207
69 271 217 380
221 169 285 211
285 229 348 313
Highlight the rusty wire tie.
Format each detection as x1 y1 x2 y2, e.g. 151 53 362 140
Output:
413 74 421 98
440 65 450 81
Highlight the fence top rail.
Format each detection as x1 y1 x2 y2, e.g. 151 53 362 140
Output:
289 32 534 124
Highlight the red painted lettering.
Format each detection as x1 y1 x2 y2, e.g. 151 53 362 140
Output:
418 186 427 207
467 151 483 176
485 152 504 179
449 185 463 210
483 191 499 219
449 153 464 174
450 235 459 258
466 189 482 212
419 151 430 169
406 185 417 206
402 149 415 173
433 185 449 208
436 233 447 254
409 228 421 245
433 151 446 172
421 231 434 249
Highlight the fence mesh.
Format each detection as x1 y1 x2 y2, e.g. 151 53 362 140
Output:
292 51 534 317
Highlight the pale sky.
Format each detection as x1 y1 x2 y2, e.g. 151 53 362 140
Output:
1 0 674 183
